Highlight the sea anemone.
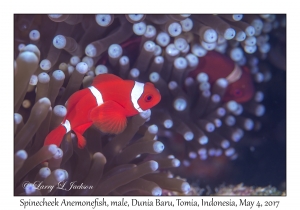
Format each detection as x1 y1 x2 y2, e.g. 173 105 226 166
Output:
14 14 286 195
14 96 190 195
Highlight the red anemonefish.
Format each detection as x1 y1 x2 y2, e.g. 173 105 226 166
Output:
44 73 161 148
100 36 254 103
189 50 254 103
99 36 142 66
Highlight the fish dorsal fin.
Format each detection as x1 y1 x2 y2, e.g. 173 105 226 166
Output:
65 88 90 114
92 74 123 86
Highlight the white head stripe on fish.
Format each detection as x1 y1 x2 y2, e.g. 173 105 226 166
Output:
89 86 104 106
62 119 71 133
131 81 145 113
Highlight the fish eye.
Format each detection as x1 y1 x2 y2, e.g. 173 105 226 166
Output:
233 89 243 97
145 94 153 102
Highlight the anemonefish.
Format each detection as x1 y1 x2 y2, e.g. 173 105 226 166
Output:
189 50 254 103
99 36 142 66
44 73 161 148
101 37 254 103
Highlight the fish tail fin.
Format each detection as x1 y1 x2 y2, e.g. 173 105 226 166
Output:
44 125 67 147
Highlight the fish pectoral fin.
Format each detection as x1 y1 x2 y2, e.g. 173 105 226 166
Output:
73 130 87 149
90 101 127 135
